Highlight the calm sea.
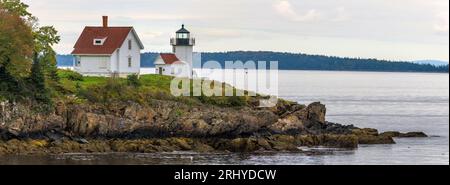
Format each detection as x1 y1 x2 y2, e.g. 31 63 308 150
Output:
1 69 448 165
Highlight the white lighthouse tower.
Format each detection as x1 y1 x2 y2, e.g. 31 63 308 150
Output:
171 24 195 76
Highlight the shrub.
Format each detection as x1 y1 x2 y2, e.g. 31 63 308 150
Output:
127 74 141 87
228 95 247 107
58 69 83 81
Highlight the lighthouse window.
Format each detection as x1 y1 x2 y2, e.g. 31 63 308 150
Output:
177 33 189 39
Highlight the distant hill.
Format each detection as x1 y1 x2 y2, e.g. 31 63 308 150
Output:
412 60 449 67
57 55 74 66
57 51 449 73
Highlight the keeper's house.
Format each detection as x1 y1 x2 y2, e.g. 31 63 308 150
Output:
71 16 144 77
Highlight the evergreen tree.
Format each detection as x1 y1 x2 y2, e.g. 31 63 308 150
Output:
29 53 52 107
0 58 22 100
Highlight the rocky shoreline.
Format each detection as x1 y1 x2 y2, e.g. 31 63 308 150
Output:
0 100 427 155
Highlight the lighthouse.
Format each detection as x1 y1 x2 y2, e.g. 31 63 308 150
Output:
171 25 195 74
154 25 196 77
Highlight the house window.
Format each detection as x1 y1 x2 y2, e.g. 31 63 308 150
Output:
128 57 132 67
128 40 132 50
74 56 81 67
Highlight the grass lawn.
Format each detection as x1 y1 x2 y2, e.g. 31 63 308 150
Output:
57 69 253 107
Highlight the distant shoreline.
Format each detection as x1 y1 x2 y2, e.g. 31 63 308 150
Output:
57 51 449 74
57 66 450 74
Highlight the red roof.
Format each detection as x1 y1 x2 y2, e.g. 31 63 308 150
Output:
160 53 181 64
71 27 135 55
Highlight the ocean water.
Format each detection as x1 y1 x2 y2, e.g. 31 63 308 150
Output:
0 69 448 165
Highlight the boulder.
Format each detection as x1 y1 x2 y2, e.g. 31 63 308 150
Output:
306 102 327 124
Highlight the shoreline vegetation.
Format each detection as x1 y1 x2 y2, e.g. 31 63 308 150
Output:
0 0 428 156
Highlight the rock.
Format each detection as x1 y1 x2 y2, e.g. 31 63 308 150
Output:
228 138 259 152
7 128 21 137
380 131 402 138
293 134 359 148
123 103 156 123
272 135 296 144
306 102 327 124
269 102 327 134
269 115 305 134
169 138 192 151
322 135 359 148
265 135 299 151
323 122 357 135
356 135 395 144
400 132 428 138
55 101 66 116
30 140 48 147
352 128 379 136
271 100 305 117
268 140 299 151
349 128 395 144
256 138 272 150
0 129 18 140
72 137 89 144
296 135 316 146
381 131 428 138
192 142 215 153
0 98 430 155
45 130 65 142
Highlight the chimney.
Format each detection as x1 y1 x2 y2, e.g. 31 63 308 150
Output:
102 16 108 28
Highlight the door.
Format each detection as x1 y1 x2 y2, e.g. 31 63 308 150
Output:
159 67 163 75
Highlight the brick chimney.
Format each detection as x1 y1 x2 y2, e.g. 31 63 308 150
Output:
102 16 108 28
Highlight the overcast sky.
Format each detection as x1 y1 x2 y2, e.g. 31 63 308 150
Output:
23 0 449 62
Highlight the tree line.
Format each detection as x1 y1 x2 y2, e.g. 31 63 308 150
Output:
199 51 448 73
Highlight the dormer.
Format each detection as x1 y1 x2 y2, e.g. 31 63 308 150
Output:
93 37 107 46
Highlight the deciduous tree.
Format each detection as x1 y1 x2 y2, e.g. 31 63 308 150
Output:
0 5 34 78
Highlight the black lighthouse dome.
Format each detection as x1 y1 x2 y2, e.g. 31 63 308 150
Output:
176 24 190 34
173 24 194 46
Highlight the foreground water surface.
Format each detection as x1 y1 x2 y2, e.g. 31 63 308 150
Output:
1 69 448 165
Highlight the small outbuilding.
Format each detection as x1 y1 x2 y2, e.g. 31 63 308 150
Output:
154 53 190 77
